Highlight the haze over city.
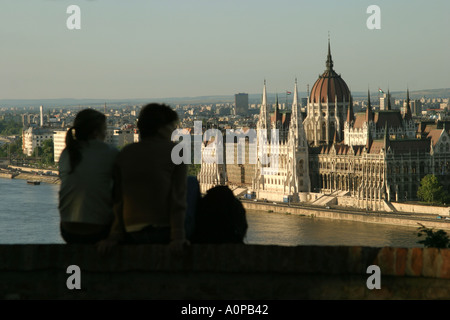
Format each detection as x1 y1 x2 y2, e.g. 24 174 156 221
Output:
0 0 449 100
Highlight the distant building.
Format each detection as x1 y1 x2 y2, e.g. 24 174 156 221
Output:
234 93 249 116
105 126 137 148
53 129 69 163
379 92 392 111
22 127 55 156
403 99 422 116
198 39 450 209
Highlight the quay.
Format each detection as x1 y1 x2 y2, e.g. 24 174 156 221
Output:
242 200 450 231
0 166 60 184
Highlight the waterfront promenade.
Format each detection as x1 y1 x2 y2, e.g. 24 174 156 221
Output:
242 200 450 231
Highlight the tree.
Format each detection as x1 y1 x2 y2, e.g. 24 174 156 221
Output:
187 163 201 177
33 139 54 165
417 223 450 248
417 174 449 204
0 118 22 136
41 139 54 164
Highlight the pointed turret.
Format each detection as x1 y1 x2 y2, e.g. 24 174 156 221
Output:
346 94 355 123
386 89 392 111
292 78 299 113
258 80 269 133
404 88 413 121
365 89 374 122
291 78 302 123
333 129 338 145
326 37 334 71
274 93 280 127
262 79 267 107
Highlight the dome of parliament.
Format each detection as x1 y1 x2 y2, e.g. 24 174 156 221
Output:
309 41 351 104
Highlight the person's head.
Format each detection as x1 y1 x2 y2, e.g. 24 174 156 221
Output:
137 103 179 140
69 109 107 142
65 109 107 173
192 186 248 244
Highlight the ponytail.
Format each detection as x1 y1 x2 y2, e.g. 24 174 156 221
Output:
65 126 82 174
64 109 106 174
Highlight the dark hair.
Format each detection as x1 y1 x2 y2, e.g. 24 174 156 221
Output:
191 186 248 244
137 103 178 139
65 109 106 173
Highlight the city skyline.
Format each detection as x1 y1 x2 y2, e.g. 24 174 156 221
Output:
0 0 449 100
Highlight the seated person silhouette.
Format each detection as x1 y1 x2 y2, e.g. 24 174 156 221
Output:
99 103 188 251
59 109 119 244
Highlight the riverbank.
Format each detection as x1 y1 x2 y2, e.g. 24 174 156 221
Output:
13 172 60 184
242 201 450 231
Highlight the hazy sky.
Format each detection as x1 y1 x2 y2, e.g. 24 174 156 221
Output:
0 0 449 99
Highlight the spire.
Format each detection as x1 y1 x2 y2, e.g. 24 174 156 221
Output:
386 89 392 110
290 78 306 147
326 36 334 71
262 79 267 107
274 93 281 127
259 79 269 133
366 89 373 122
346 94 355 123
275 93 279 111
292 78 298 107
333 129 338 145
404 88 412 121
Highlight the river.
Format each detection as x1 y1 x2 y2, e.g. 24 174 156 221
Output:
0 178 422 247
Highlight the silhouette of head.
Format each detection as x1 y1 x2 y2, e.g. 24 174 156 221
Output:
65 109 107 173
70 109 106 142
137 103 179 139
192 186 248 244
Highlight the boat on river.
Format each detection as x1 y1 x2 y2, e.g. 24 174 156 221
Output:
27 180 40 185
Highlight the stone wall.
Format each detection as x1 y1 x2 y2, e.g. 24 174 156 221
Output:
392 202 450 216
1 244 450 300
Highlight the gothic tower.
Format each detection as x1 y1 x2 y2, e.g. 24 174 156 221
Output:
303 38 351 146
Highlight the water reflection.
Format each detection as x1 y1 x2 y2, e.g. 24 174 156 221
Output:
244 210 422 248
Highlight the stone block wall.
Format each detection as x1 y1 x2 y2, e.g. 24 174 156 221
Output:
1 244 450 300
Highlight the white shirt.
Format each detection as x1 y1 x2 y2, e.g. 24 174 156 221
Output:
58 139 119 225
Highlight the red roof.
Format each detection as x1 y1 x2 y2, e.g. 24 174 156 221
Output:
309 69 351 104
427 129 443 147
374 111 404 129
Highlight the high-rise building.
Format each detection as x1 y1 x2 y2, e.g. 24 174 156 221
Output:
40 105 44 127
234 93 249 116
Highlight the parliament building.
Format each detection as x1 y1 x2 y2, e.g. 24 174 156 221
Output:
197 41 450 209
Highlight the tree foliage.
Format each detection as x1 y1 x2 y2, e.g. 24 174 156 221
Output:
417 223 450 248
187 163 201 177
417 174 449 205
0 119 22 136
34 139 54 165
0 137 23 158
